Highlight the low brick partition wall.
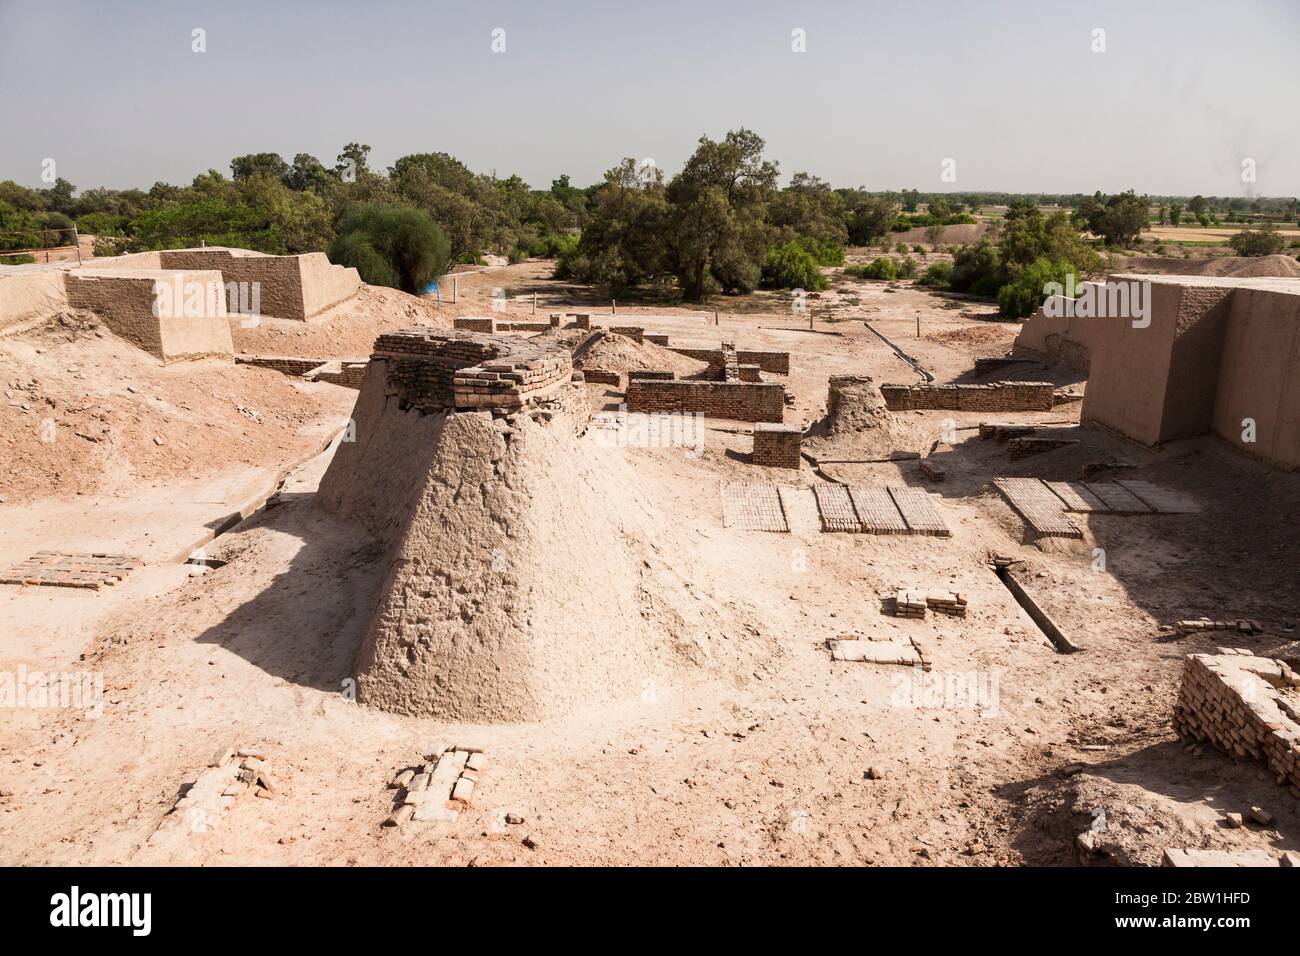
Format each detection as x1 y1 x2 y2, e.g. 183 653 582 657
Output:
580 369 622 386
752 423 802 469
1174 652 1300 799
236 354 328 376
454 316 498 333
609 326 644 344
627 370 675 381
624 380 784 422
372 327 572 411
237 354 368 389
739 364 762 382
645 333 670 346
308 360 368 389
497 321 551 332
665 345 791 377
880 381 1054 412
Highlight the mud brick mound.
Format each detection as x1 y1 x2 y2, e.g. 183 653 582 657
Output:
318 328 764 722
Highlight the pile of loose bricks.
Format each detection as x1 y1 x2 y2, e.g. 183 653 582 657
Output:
880 381 1054 412
752 422 803 469
373 327 572 412
1174 652 1300 799
151 743 277 844
894 588 968 619
1 551 142 589
385 743 486 826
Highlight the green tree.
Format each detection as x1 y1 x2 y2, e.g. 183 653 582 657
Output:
665 128 779 300
1074 190 1149 246
1228 224 1285 257
327 204 449 294
231 152 290 182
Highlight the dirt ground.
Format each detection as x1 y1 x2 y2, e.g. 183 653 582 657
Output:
1 259 1298 867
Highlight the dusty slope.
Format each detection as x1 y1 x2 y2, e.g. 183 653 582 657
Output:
1115 254 1300 278
0 311 347 505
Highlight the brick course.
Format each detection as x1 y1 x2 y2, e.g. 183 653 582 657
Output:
880 381 1054 412
625 380 785 422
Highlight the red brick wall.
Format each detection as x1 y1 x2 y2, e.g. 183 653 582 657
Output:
880 381 1054 411
625 380 784 422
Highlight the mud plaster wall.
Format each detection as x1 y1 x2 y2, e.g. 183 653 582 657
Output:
0 268 69 330
1159 286 1234 441
1212 288 1300 469
158 249 360 321
64 269 233 363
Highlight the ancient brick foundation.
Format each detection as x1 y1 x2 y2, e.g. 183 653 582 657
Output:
752 423 802 469
879 381 1054 412
372 327 572 411
454 317 498 333
581 369 622 386
624 380 784 422
1174 652 1300 799
609 326 645 343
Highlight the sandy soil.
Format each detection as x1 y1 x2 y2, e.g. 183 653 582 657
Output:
1 261 1298 867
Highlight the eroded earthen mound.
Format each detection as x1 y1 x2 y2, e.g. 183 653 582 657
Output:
317 328 764 721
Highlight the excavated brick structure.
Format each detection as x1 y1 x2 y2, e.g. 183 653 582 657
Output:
317 328 755 722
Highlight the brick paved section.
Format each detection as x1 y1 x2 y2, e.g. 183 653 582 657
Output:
880 381 1054 412
1115 479 1201 514
1083 481 1153 514
994 478 1083 539
814 484 860 532
887 487 952 537
848 487 909 534
1045 481 1108 513
0 551 142 589
720 482 789 532
752 423 802 469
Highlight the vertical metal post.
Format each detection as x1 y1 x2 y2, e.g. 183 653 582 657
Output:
73 226 82 266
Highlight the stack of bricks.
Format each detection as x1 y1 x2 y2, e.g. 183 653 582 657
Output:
925 590 968 617
721 341 740 382
752 422 802 469
1174 652 1300 799
625 379 785 422
894 589 928 619
373 328 572 412
570 313 592 329
609 326 645 344
880 381 1055 412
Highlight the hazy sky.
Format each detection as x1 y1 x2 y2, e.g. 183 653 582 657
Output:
2 0 1297 196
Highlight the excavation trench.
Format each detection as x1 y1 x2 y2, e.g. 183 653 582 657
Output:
993 564 1081 654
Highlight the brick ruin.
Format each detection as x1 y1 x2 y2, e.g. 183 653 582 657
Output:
1174 652 1300 799
371 327 572 411
625 379 785 422
752 423 803 469
879 381 1055 412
